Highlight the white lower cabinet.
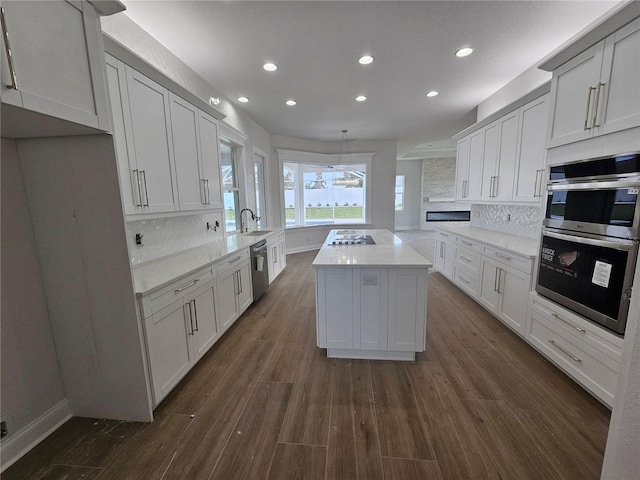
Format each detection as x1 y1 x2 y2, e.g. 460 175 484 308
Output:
267 231 287 283
526 294 623 407
434 231 454 278
479 257 530 335
140 268 218 405
315 266 427 360
215 254 253 333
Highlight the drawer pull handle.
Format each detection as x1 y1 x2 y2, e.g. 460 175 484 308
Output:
549 340 582 363
461 240 473 246
229 255 243 263
459 276 470 285
460 255 471 263
495 252 512 261
439 233 449 237
551 312 586 333
174 278 200 293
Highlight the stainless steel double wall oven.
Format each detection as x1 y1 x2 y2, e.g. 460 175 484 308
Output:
537 153 640 336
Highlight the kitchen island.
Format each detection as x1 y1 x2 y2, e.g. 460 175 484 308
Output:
312 229 432 360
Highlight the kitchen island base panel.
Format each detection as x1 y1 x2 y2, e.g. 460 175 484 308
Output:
326 348 416 361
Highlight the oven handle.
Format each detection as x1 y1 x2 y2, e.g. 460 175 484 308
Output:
547 179 640 191
543 228 638 251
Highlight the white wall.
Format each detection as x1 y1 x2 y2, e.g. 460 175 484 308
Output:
0 139 67 456
395 160 422 230
271 135 397 252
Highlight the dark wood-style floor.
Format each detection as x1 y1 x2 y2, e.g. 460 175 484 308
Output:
3 251 611 480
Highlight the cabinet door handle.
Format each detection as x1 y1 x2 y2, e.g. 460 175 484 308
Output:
133 169 144 207
494 267 499 292
497 268 503 294
186 301 194 335
538 169 545 197
592 82 605 128
0 8 18 90
584 86 595 130
549 340 582 363
551 312 586 333
140 170 150 206
174 278 199 293
534 169 540 197
201 179 208 205
464 180 469 198
238 270 243 293
192 299 198 332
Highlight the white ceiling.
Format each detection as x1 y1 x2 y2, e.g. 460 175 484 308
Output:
121 0 620 157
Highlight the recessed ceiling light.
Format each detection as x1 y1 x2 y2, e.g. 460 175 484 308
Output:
455 47 474 57
426 91 439 97
356 95 367 102
358 55 374 65
286 99 297 106
237 96 249 103
263 63 278 72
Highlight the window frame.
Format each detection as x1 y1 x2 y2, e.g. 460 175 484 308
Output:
219 122 248 234
277 149 375 229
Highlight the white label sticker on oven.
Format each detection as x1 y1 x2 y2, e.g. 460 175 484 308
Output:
628 188 639 195
592 260 613 288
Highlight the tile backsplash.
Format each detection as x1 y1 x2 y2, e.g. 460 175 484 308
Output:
471 204 543 238
125 212 224 265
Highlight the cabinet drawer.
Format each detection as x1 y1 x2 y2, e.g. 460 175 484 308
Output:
453 266 479 298
530 296 623 363
455 247 481 274
455 236 482 253
140 267 213 318
216 249 250 274
483 246 533 274
528 312 619 406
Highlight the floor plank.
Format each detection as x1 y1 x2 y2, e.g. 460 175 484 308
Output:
370 362 435 460
209 381 293 480
266 444 327 480
381 457 443 480
39 465 103 480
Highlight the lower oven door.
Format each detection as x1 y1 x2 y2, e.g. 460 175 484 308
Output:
536 227 638 335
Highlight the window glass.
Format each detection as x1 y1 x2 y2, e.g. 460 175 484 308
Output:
284 162 367 227
395 175 405 211
220 141 240 231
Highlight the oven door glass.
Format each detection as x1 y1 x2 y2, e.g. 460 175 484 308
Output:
546 186 638 227
536 228 637 334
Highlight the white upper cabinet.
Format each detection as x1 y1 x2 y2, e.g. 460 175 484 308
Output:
547 17 640 148
597 18 640 136
198 111 224 210
0 1 118 135
513 95 548 202
479 111 519 202
169 93 205 211
454 90 549 205
125 67 179 214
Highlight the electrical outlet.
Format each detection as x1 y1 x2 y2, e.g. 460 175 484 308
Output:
1 421 8 438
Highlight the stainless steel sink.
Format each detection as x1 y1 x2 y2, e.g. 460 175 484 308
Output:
241 230 272 236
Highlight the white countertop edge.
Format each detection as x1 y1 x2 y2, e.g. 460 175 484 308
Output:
132 229 282 296
435 225 540 258
312 229 433 267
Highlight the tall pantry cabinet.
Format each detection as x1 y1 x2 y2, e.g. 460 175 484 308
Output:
1 0 155 432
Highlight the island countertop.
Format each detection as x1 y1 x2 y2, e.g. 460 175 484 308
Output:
312 229 432 268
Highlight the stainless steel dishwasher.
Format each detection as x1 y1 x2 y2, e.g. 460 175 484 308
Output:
250 240 269 301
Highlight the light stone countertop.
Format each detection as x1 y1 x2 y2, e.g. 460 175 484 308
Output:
132 229 280 295
312 229 432 268
435 225 540 258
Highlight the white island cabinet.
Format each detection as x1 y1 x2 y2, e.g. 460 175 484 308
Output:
313 229 431 361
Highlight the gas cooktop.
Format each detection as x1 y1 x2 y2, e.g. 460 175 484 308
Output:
329 233 376 245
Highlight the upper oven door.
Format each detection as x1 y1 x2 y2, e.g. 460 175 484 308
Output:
536 227 638 335
544 179 640 239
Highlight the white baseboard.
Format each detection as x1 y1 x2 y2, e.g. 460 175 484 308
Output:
0 399 71 472
286 244 322 254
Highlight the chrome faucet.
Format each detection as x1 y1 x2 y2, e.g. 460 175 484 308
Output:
239 208 256 233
